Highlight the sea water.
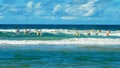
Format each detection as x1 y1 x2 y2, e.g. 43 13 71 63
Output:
0 24 120 68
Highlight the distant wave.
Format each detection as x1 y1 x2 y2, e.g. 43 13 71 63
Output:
0 29 120 37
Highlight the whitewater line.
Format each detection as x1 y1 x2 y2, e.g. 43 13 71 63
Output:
0 38 120 45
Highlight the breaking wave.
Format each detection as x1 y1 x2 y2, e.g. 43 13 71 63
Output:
0 29 119 45
0 38 120 45
0 29 120 37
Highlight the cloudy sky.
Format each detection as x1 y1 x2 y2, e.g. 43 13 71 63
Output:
0 0 120 24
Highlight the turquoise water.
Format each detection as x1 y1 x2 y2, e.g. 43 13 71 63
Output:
0 25 119 68
0 25 119 40
0 44 120 68
0 31 119 40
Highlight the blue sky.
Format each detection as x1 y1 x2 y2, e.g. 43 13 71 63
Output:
0 0 120 24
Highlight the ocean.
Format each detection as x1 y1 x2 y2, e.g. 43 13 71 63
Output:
0 24 120 68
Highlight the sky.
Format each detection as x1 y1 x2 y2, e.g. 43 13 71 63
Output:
0 0 120 24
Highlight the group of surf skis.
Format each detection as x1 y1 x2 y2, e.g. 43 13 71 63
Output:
14 27 111 37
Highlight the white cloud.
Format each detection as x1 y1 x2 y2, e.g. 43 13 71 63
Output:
79 0 98 17
83 8 95 16
26 1 33 9
65 0 98 17
3 0 119 20
34 10 45 16
9 5 18 12
61 16 77 20
10 8 18 12
80 0 95 9
53 4 62 13
65 5 81 16
34 3 41 9
33 3 45 16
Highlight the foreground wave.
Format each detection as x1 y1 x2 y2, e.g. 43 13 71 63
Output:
0 38 120 45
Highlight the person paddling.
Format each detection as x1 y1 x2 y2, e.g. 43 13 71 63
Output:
106 30 111 36
75 31 79 36
24 29 31 35
15 25 20 35
35 29 42 36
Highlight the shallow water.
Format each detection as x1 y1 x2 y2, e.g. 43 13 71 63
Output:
0 44 120 68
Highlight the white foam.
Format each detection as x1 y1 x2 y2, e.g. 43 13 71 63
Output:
0 38 120 45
